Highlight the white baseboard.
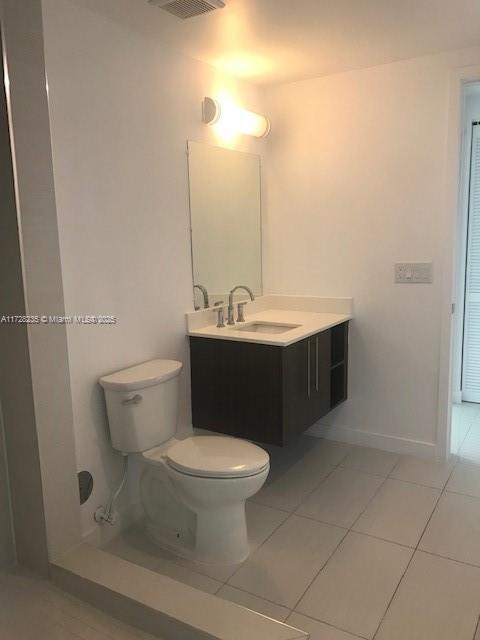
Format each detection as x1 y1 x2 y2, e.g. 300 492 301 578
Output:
307 422 437 458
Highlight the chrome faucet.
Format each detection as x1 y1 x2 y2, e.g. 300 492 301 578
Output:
227 285 255 325
194 284 209 309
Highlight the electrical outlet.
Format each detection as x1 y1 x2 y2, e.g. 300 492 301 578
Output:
394 262 433 284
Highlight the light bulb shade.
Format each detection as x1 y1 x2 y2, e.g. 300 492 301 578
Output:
202 97 270 138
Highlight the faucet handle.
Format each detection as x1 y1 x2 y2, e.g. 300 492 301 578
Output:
237 302 248 322
215 306 225 328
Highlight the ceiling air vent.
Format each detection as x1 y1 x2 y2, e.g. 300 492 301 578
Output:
148 0 225 19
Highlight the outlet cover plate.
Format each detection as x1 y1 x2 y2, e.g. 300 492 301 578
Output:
394 262 433 284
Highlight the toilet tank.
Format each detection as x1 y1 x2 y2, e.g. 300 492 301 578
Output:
99 359 182 453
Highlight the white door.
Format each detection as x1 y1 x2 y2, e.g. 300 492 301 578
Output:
462 123 480 402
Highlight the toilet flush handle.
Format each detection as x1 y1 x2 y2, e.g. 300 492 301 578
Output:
122 394 143 406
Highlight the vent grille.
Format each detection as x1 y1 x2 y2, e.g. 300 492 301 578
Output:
150 0 225 19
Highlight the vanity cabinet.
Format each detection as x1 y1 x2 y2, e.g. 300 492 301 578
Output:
189 321 348 446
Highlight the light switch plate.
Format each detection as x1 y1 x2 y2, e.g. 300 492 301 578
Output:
394 262 433 284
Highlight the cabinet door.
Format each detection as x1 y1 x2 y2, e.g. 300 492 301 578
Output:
282 336 313 441
311 331 331 421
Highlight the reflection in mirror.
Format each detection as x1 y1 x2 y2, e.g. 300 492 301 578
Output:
187 141 262 309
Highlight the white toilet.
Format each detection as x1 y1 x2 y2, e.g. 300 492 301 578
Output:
99 359 270 565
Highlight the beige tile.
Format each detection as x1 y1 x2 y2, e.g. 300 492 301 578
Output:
296 467 384 528
55 543 309 640
246 501 290 550
0 569 158 640
287 613 362 640
253 439 349 512
376 551 480 640
229 515 345 608
266 438 351 474
296 532 412 639
252 464 335 513
450 404 475 455
390 455 455 489
459 426 480 465
447 462 480 498
104 529 221 594
340 446 400 477
216 585 290 622
0 575 155 640
138 501 289 584
419 491 480 566
352 479 440 547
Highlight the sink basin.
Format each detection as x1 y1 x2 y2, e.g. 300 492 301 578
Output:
233 321 301 335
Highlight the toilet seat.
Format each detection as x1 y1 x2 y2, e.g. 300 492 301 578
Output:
145 435 269 479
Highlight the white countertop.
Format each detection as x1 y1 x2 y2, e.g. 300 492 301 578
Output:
186 296 352 346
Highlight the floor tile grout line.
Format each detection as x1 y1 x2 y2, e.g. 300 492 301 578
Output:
419 548 480 571
223 450 405 625
348 472 391 532
250 442 352 515
473 613 480 640
221 447 378 608
371 456 457 639
444 487 480 501
291 457 396 521
347 530 416 551
245 446 363 614
214 581 293 612
458 420 473 453
108 443 354 598
287 459 394 613
289 526 350 613
286 609 369 640
223 507 298 587
386 474 452 490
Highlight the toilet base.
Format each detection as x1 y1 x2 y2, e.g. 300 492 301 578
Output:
141 460 269 566
145 505 250 567
193 501 250 565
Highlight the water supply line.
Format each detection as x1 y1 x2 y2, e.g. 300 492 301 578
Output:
94 453 128 526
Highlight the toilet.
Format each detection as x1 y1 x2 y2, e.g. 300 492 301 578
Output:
99 359 270 565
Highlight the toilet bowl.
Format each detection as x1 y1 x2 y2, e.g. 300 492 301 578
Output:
142 435 269 564
99 359 270 565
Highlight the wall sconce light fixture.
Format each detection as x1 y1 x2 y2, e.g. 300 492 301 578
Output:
202 96 271 138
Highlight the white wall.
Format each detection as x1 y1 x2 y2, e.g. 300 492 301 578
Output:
263 48 480 455
41 0 266 537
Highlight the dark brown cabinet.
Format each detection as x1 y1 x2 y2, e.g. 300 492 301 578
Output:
190 321 349 446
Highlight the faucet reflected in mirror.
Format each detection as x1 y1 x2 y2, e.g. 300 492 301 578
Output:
193 284 209 310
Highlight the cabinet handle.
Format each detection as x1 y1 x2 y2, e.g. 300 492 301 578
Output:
316 336 319 391
307 340 311 398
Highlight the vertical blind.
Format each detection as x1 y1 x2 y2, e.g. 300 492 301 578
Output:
462 123 480 402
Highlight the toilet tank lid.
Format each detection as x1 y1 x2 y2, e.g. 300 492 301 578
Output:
99 359 182 391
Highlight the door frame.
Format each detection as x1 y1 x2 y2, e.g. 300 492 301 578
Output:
437 65 480 459
452 90 480 406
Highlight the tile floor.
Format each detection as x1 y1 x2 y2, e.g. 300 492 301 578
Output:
0 568 160 640
451 402 480 462
104 429 480 640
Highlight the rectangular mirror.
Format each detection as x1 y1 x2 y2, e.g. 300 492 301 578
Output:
187 141 262 309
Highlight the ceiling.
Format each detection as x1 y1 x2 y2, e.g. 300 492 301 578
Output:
81 0 480 86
